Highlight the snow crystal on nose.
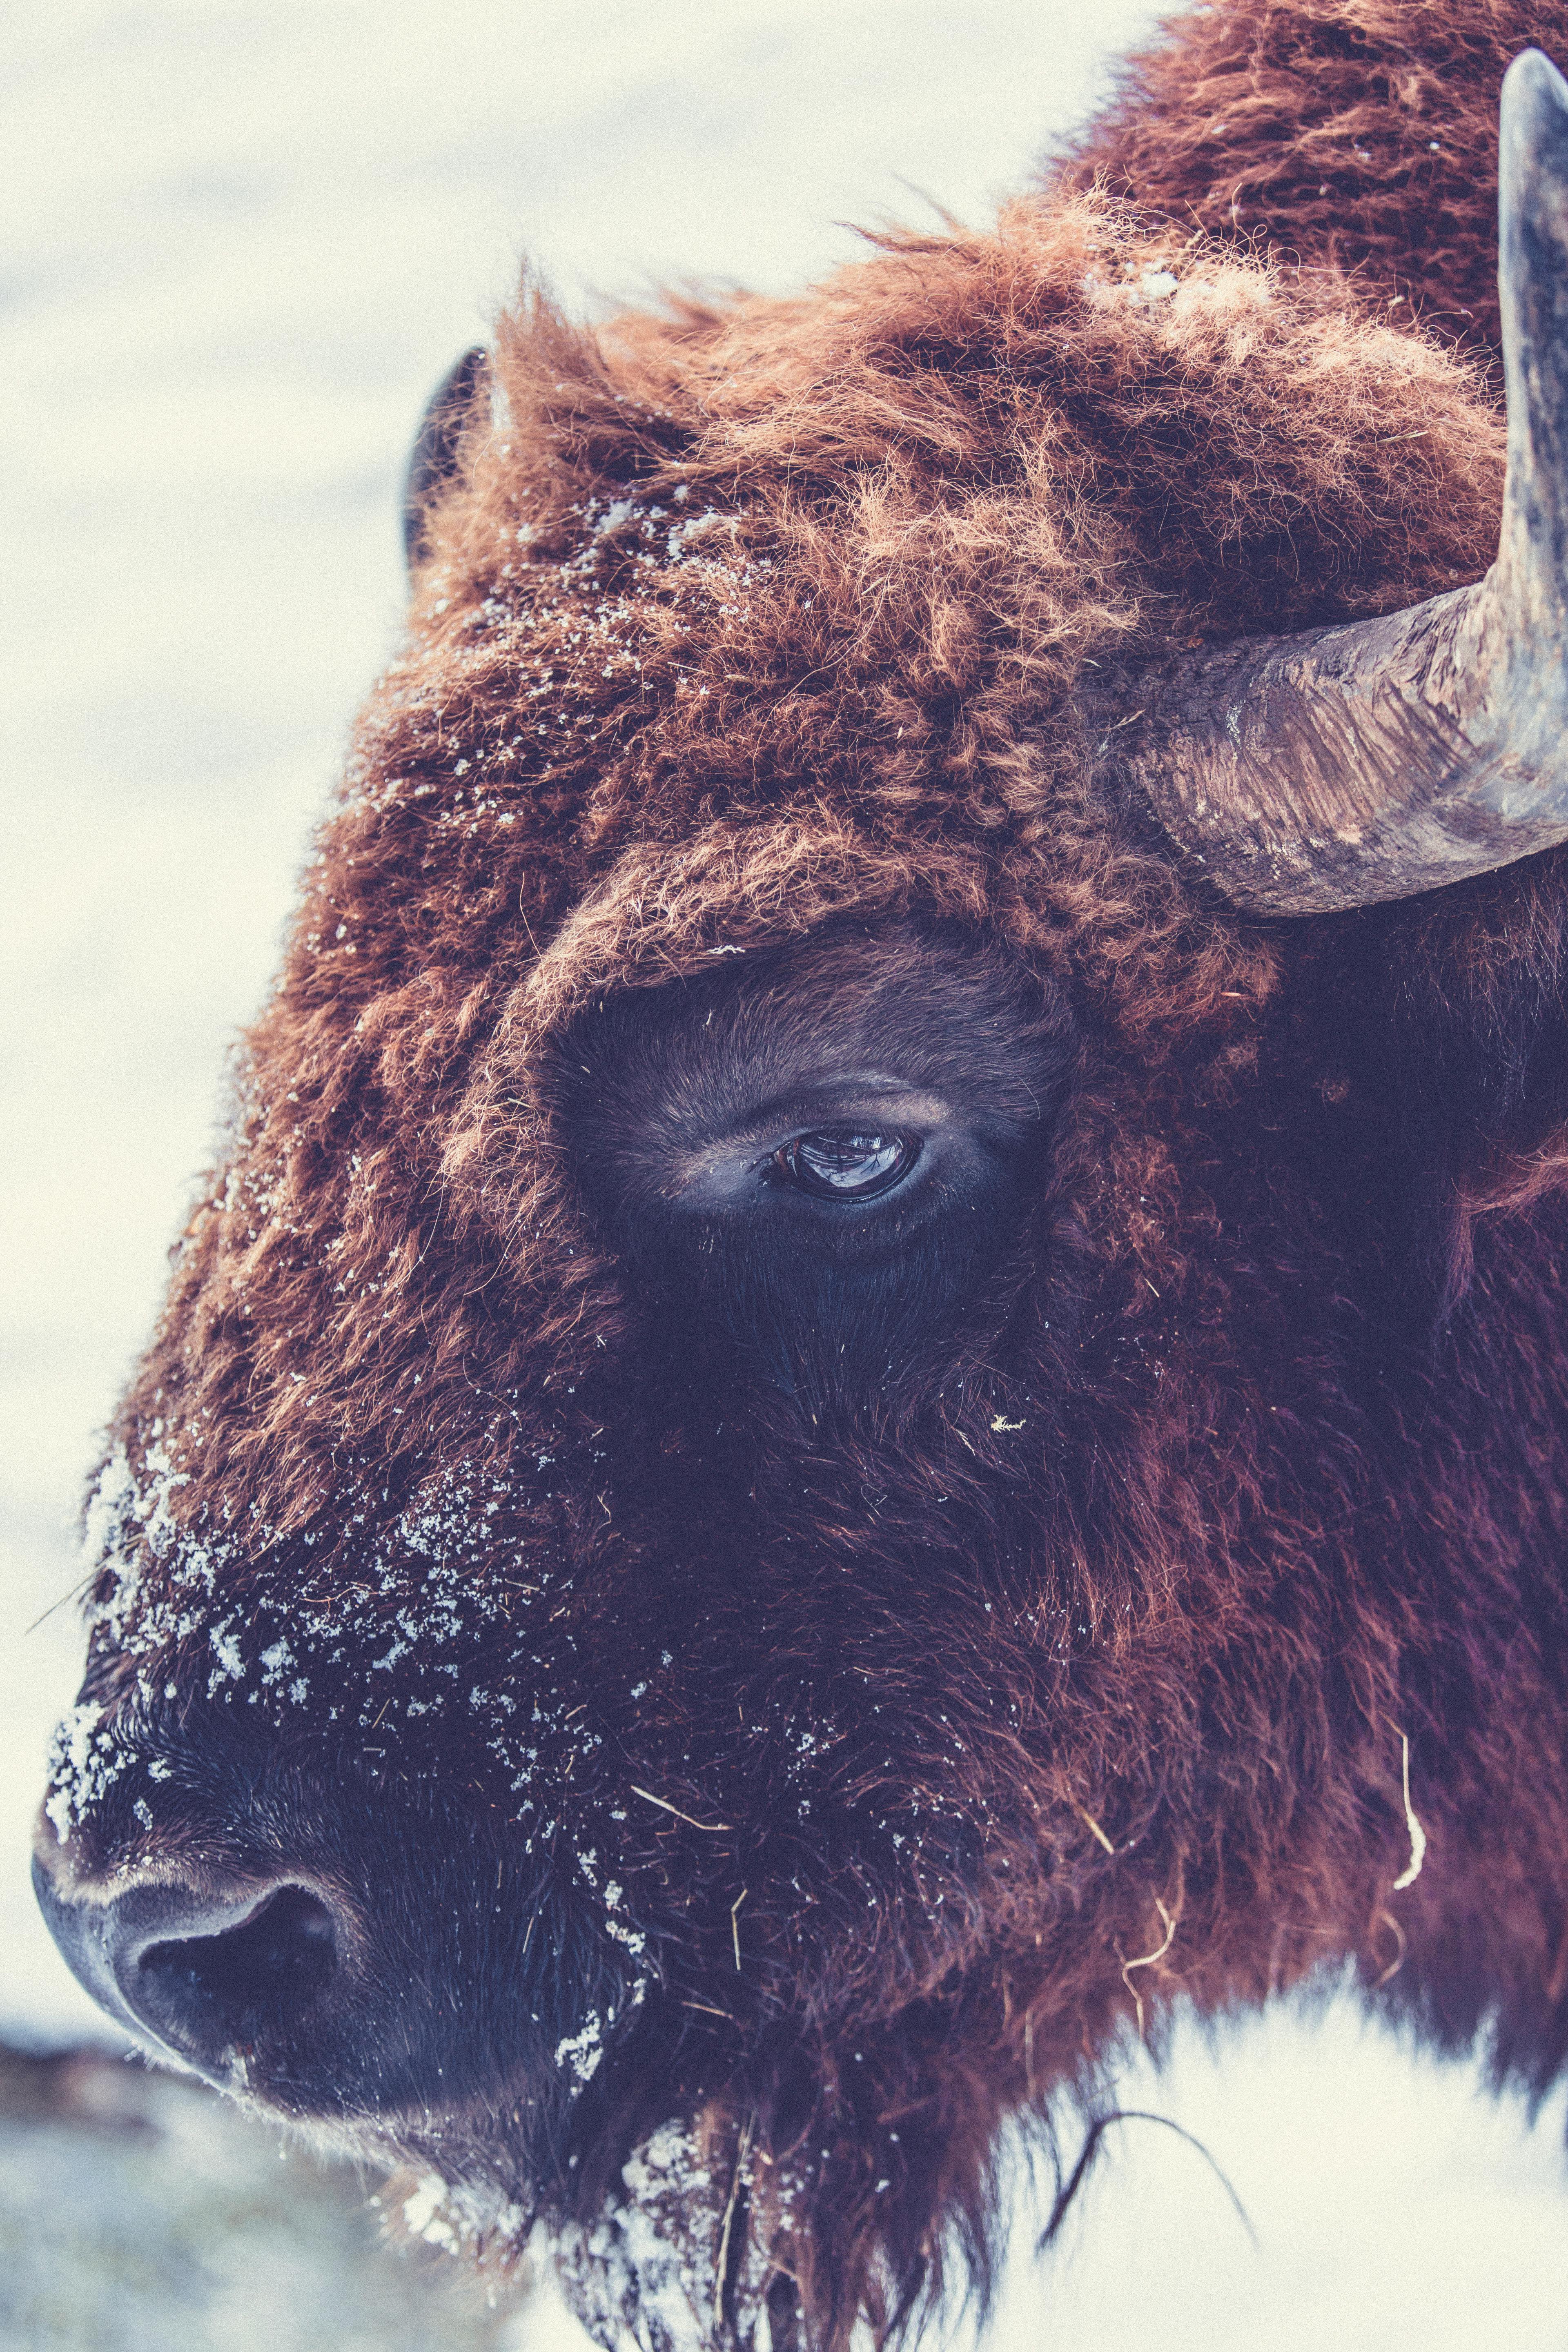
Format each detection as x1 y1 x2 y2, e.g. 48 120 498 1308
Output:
554 2015 607 2084
44 1700 129 1842
208 1625 245 1687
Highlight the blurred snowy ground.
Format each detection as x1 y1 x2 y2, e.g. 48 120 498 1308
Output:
2 1 1564 2344
0 2042 532 2352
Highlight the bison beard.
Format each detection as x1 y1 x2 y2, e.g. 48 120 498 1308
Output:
29 2 1568 2345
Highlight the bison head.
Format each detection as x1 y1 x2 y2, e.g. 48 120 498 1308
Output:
33 29 1568 2350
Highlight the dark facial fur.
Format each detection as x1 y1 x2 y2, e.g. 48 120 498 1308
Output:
546 926 1075 1410
33 5 1568 2348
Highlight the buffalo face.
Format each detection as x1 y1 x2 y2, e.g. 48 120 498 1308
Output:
33 920 1099 2325
35 38 1568 2352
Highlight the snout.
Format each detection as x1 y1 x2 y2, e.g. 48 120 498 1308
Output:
32 1849 345 2093
31 1745 612 2140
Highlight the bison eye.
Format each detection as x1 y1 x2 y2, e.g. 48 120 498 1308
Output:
773 1127 917 1200
549 924 1078 1396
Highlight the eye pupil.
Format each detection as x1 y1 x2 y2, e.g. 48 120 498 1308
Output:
775 1128 915 1200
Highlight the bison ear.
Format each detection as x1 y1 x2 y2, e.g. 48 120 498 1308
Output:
1105 48 1568 916
402 345 490 577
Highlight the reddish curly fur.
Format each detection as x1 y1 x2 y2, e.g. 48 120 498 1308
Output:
51 4 1568 2345
1054 0 1568 370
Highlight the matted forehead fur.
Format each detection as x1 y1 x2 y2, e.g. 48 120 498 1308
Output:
68 182 1530 2346
74 192 1500 1698
130 189 1499 1514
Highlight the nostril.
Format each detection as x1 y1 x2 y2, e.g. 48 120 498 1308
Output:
34 1853 352 2088
138 1884 337 2016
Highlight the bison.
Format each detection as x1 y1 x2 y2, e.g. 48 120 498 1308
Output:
31 0 1568 2342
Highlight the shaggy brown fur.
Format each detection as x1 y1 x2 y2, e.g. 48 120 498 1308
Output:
1055 0 1568 372
34 5 1568 2347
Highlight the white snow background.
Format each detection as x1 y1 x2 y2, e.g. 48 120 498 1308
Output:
2 1 1565 2343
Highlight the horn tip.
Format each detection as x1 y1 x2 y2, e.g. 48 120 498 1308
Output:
1497 47 1568 340
1502 46 1568 138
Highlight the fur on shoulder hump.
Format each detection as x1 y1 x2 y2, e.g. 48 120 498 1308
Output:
1052 0 1568 375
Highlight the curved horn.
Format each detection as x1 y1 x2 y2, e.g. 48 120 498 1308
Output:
1108 48 1568 917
